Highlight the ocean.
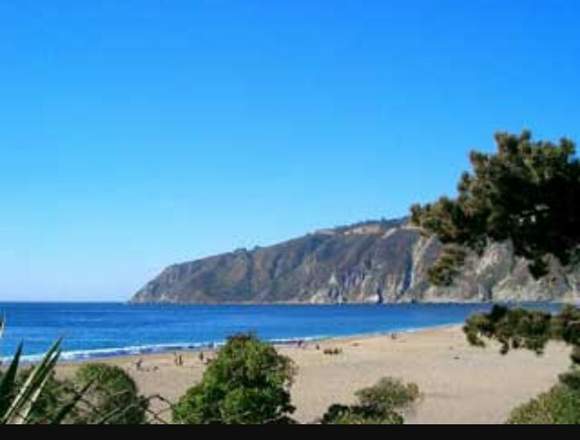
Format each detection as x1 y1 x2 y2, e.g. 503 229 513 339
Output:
0 302 564 362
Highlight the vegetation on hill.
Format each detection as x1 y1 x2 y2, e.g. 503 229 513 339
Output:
411 131 580 285
134 133 580 304
411 131 580 423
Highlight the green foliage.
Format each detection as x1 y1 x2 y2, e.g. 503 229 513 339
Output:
553 305 580 348
463 305 554 355
8 367 76 424
464 305 580 364
1 318 144 424
426 245 467 289
507 385 580 424
355 377 420 414
0 352 145 424
411 131 580 285
464 305 580 424
559 369 580 391
321 377 420 425
0 338 70 424
173 333 297 424
72 363 148 424
321 404 403 425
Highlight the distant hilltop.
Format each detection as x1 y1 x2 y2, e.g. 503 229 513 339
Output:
130 218 580 304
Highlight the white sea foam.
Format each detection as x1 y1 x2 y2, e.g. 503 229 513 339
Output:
3 325 465 364
4 335 333 364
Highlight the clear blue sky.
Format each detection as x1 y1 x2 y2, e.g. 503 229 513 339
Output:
1 0 579 301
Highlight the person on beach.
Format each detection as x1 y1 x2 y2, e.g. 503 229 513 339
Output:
173 352 184 366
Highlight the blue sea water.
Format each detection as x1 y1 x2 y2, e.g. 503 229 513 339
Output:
0 302 565 362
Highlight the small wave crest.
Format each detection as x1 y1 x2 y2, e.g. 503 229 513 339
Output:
6 335 331 363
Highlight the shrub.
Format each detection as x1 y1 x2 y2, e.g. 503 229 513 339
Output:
1 319 139 425
71 363 148 424
464 305 580 424
355 377 420 414
173 333 296 424
0 336 79 424
10 368 76 424
323 348 342 356
507 385 580 424
321 404 403 425
321 377 420 424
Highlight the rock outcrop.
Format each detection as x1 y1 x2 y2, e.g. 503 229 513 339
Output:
130 218 580 304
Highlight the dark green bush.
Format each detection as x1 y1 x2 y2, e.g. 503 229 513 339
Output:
321 377 420 424
72 363 148 424
507 385 580 424
321 404 403 425
355 377 420 414
464 304 580 424
410 131 580 283
14 368 75 424
173 334 296 424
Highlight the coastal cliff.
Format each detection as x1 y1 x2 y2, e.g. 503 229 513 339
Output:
130 219 580 304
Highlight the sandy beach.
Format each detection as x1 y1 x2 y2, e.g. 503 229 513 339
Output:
56 325 572 424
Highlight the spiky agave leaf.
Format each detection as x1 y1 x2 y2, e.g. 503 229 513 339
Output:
0 322 118 424
0 344 24 416
0 339 62 424
49 380 94 425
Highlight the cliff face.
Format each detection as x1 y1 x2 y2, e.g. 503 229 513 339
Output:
130 219 580 304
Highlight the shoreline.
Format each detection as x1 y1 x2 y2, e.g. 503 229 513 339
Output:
51 322 462 366
4 300 572 365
